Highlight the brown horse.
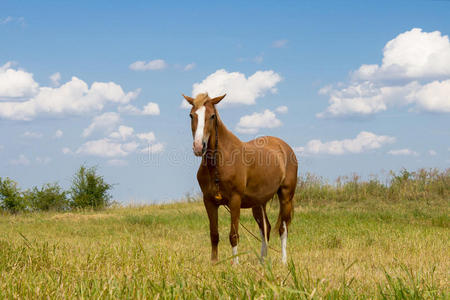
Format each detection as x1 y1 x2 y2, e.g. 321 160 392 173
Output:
183 93 298 264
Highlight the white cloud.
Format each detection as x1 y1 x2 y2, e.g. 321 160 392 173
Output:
140 142 164 154
428 150 437 156
129 59 167 71
295 131 395 155
318 81 419 118
353 28 450 81
319 79 450 118
184 63 196 71
0 74 139 121
118 104 141 115
183 69 282 108
54 129 63 138
109 125 134 140
407 79 450 113
275 105 288 114
10 154 30 166
387 149 419 156
49 72 61 87
142 102 160 115
118 102 160 116
236 109 282 134
50 72 61 87
272 39 288 48
76 138 139 158
77 126 162 158
82 112 121 138
107 159 128 167
36 156 51 164
0 62 39 99
319 28 450 118
136 132 156 143
22 131 43 139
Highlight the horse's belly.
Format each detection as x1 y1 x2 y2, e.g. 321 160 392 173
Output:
240 195 267 208
241 189 276 208
241 179 280 208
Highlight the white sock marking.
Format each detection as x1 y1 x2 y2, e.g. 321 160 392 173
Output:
260 230 268 258
281 221 287 264
194 106 206 146
232 246 239 264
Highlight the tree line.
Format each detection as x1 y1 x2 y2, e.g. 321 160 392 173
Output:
0 166 112 213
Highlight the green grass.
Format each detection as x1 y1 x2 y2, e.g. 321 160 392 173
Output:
0 195 448 299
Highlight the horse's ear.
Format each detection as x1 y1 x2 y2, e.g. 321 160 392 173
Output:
182 94 194 105
210 94 226 105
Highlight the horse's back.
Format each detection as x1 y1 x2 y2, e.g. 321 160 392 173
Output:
245 136 298 169
243 136 298 198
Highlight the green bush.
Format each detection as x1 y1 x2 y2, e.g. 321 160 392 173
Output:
69 166 112 210
27 183 69 212
0 177 27 213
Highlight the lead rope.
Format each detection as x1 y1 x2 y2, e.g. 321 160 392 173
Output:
213 106 222 202
222 205 280 253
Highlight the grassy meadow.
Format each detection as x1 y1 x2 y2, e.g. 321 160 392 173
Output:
0 169 449 299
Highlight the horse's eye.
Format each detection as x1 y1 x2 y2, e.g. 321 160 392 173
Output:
210 114 215 120
189 113 193 119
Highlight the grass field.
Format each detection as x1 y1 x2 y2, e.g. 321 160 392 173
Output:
0 170 449 299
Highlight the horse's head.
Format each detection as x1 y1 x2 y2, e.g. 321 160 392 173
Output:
183 93 226 156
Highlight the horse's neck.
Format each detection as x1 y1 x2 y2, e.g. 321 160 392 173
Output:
207 114 242 161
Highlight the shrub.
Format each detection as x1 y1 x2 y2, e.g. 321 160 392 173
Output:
69 166 112 210
0 177 27 213
296 168 450 204
27 183 69 212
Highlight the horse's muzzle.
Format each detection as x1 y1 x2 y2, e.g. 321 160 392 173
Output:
193 141 207 156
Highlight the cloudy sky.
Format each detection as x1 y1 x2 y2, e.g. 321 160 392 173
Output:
1 1 449 203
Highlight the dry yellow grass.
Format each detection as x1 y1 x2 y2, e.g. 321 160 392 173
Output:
0 197 448 299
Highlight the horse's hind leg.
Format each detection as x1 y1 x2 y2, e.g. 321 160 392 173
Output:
277 186 294 264
252 205 271 259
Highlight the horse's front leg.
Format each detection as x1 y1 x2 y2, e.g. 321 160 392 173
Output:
204 198 219 262
228 194 241 264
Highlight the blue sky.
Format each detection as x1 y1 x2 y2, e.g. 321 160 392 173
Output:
1 1 449 203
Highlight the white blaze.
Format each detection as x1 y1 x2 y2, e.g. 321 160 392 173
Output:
194 106 206 145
